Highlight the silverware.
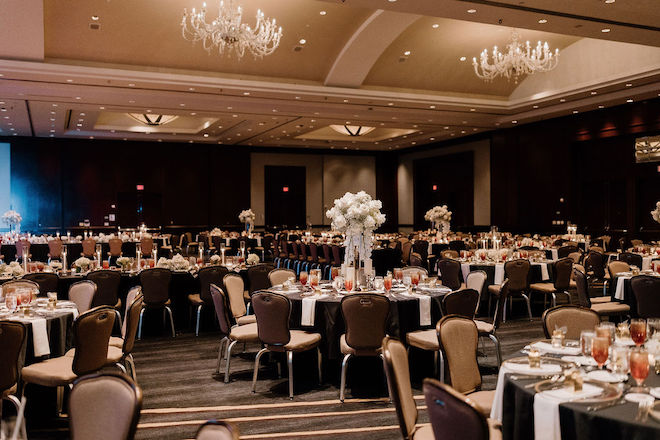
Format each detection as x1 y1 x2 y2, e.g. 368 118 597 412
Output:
524 375 562 389
510 374 554 381
586 398 625 412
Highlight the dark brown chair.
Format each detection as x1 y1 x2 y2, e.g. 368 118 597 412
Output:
189 265 229 335
437 315 494 416
339 294 391 402
139 237 154 258
401 241 413 265
409 252 424 268
573 269 630 318
251 292 321 399
22 306 116 415
530 258 573 309
488 259 532 321
247 264 275 295
584 251 606 281
0 321 27 439
558 245 579 259
440 249 459 260
619 252 643 269
382 336 434 440
630 275 660 318
87 269 122 324
438 259 462 291
137 268 174 339
81 238 96 258
423 378 501 440
441 289 479 319
69 372 142 440
48 239 64 261
331 245 342 267
542 305 600 340
108 238 123 258
209 284 259 383
195 420 240 440
15 239 30 262
22 272 59 296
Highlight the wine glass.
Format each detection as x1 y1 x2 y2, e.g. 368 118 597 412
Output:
374 276 384 292
299 271 308 286
411 272 420 287
309 273 319 289
393 268 403 284
595 323 615 345
331 266 339 280
384 275 393 294
611 346 630 377
630 319 647 346
403 276 412 291
344 278 353 292
629 347 650 392
5 294 17 313
591 336 610 369
580 331 595 358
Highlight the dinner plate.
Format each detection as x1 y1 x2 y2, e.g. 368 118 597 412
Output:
586 370 627 383
561 355 598 367
649 388 660 399
535 379 622 403
624 393 655 403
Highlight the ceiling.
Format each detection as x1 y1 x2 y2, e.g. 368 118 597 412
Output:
0 0 658 150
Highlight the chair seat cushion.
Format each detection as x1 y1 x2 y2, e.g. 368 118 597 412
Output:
406 329 439 351
590 296 612 304
474 320 494 334
237 314 257 326
530 282 555 293
591 302 630 315
466 389 495 416
109 336 124 348
268 330 321 352
412 424 434 440
488 418 503 440
229 323 260 343
188 293 204 306
569 280 577 289
488 284 502 295
21 356 76 387
340 334 382 356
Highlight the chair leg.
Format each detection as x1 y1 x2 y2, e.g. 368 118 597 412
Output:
195 304 203 336
317 347 323 384
137 308 145 340
251 348 269 393
339 353 352 402
56 386 64 417
379 353 393 402
522 293 533 320
563 290 571 304
502 298 507 323
224 340 238 384
126 353 137 382
114 309 123 333
287 351 294 399
216 337 228 374
488 333 502 366
551 292 557 308
6 394 27 440
115 362 128 374
439 350 445 384
165 306 176 337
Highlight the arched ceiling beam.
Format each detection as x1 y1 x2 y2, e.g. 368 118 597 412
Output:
324 9 420 88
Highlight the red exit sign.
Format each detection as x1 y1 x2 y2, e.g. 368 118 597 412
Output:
282 186 289 192
136 184 144 191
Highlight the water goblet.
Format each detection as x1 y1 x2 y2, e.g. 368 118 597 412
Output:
374 276 384 292
595 322 615 345
5 294 17 313
591 336 610 369
384 275 393 293
630 347 650 392
580 331 595 358
299 271 308 286
630 319 647 346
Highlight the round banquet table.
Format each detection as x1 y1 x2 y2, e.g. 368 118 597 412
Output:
274 285 449 360
459 260 555 286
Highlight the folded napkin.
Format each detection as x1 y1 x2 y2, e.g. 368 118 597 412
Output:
29 317 50 357
225 238 230 246
532 262 550 281
416 294 432 326
301 295 327 326
461 264 470 283
501 361 563 376
257 237 262 247
494 263 505 285
550 249 558 261
642 256 652 271
530 341 581 356
533 383 602 440
614 276 631 301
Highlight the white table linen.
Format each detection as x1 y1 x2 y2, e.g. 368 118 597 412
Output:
533 383 602 440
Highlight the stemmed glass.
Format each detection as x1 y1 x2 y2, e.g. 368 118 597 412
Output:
384 274 393 294
629 347 650 392
331 267 339 280
580 330 594 359
630 319 647 347
299 271 308 287
5 294 17 314
595 323 615 345
393 268 403 284
373 276 384 292
591 336 610 370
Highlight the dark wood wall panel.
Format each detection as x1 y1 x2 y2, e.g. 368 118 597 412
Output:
375 151 399 232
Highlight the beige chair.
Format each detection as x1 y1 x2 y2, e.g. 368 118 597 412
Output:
542 305 600 340
402 266 428 279
530 258 573 309
68 280 97 314
0 321 27 440
69 373 142 440
81 238 97 258
48 238 64 261
22 306 116 415
466 270 488 314
209 284 259 383
440 249 459 260
339 294 390 402
223 273 256 325
1 279 40 299
106 290 144 381
437 315 495 416
251 292 322 399
382 336 434 440
268 268 295 286
474 281 509 367
607 260 630 292
196 420 240 440
423 379 501 440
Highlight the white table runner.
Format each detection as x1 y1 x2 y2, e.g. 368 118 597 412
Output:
301 295 328 326
494 263 505 285
613 275 631 300
533 384 602 440
532 262 550 281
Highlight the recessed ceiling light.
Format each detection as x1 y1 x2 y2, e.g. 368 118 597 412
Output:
590 91 597 95
203 133 209 137
319 10 327 15
91 15 99 21
404 50 411 56
512 120 518 124
388 102 394 106
0 74 4 77
52 104 57 107
625 83 632 87
601 28 611 33
388 0 397 2
180 103 185 106
128 83 135 87
188 87 195 91
533 105 539 109
66 79 73 83
299 39 306 45
605 0 615 4
573 110 579 114
429 105 436 109
99 106 105 110
538 19 547 24
626 99 633 103
560 98 566 102
598 105 605 109
432 23 439 29
129 100 135 103
243 92 250 95
467 9 477 13
459 56 466 61
190 112 197 115
470 108 476 112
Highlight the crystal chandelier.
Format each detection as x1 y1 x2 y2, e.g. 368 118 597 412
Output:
181 0 283 59
472 32 559 83
329 125 376 136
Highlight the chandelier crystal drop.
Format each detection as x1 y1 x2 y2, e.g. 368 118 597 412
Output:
181 0 283 59
472 31 559 83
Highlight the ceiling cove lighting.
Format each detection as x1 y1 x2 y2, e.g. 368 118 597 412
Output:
181 0 283 59
329 125 376 136
473 31 559 83
127 114 179 126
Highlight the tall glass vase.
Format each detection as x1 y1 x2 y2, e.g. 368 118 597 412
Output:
353 246 359 292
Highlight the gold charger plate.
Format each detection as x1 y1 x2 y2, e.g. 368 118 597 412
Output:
534 379 622 404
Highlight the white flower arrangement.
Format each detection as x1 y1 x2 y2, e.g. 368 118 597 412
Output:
424 205 452 224
1 262 24 277
325 191 386 263
652 201 660 224
2 210 22 226
247 253 260 265
73 257 91 271
210 228 223 236
239 209 256 224
116 256 132 270
157 254 190 271
209 254 222 265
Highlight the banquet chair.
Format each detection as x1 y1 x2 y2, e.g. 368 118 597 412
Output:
542 305 600 340
441 289 479 318
223 273 256 326
401 241 413 266
1 279 40 299
247 264 275 296
607 260 630 297
488 259 532 321
22 272 59 297
557 245 579 259
530 258 573 310
137 268 174 339
437 315 494 416
423 378 501 440
466 271 488 315
440 249 459 260
48 238 64 262
589 246 604 254
87 269 123 327
139 237 154 258
474 280 509 367
583 251 607 290
308 243 324 266
630 275 660 318
268 268 295 286
448 240 467 252
109 288 143 381
409 252 424 268
21 306 116 416
251 292 322 399
189 265 229 335
210 284 259 383
618 252 643 269
339 294 391 402
331 245 342 267
381 336 434 440
0 321 27 440
69 372 142 440
402 266 428 279
68 280 97 314
108 238 123 265
81 238 96 258
322 244 332 268
437 259 462 290
14 239 30 263
574 269 630 319
196 420 240 440
567 252 582 264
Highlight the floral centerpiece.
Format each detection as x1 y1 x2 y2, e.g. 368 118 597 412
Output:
247 253 260 265
424 205 452 233
652 201 660 224
239 209 256 233
2 210 22 233
116 256 132 271
209 254 222 265
325 191 386 274
1 262 24 277
209 227 223 236
157 254 190 271
73 257 91 273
